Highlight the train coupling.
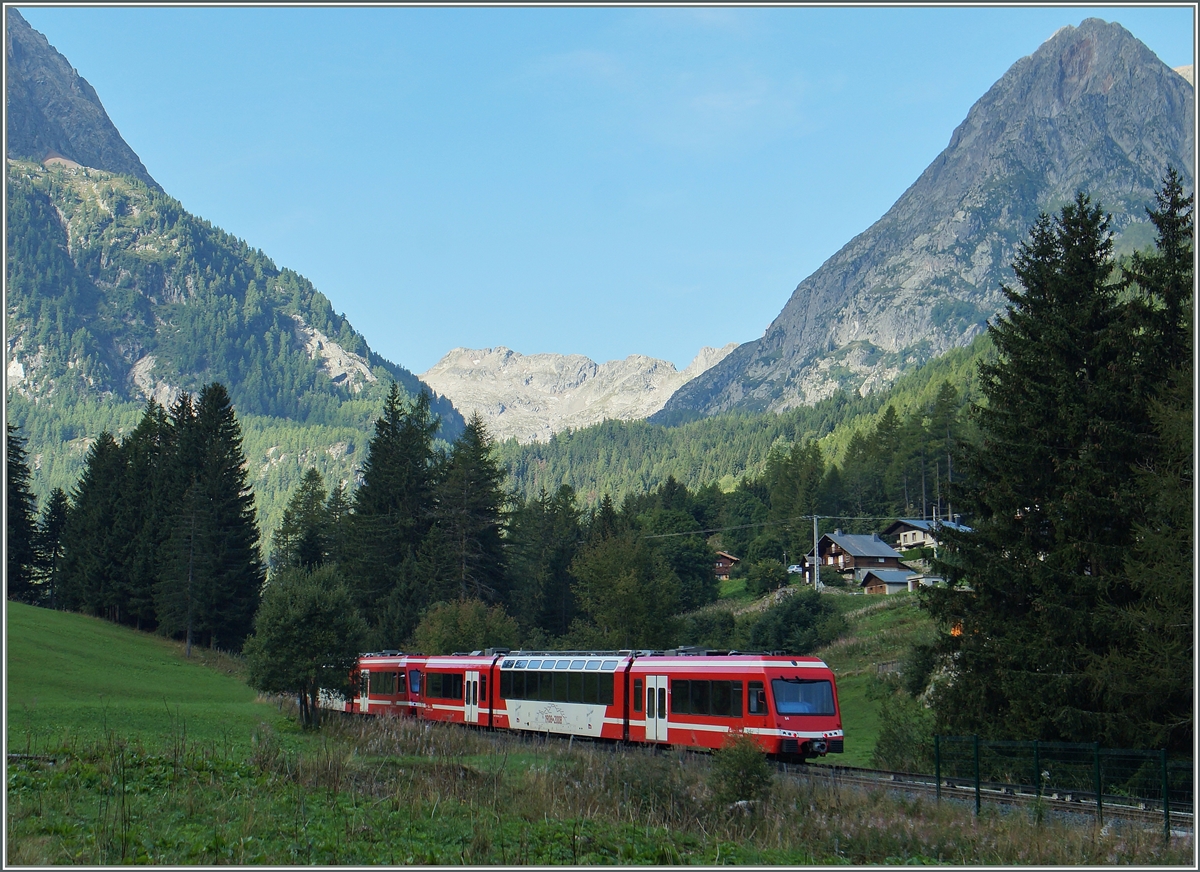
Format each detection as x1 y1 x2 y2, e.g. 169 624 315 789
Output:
809 739 828 755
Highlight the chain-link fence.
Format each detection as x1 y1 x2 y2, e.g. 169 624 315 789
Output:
933 735 1191 838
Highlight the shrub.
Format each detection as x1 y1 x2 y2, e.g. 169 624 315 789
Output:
710 731 773 806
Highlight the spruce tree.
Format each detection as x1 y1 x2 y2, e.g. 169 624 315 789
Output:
429 413 509 603
114 400 170 629
926 192 1168 743
271 467 331 572
346 384 440 645
5 424 38 603
60 433 126 617
507 485 583 638
35 488 69 609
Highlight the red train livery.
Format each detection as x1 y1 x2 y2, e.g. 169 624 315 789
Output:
326 648 844 761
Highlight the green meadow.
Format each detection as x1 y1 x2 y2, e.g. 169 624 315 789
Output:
7 600 1189 865
6 602 292 753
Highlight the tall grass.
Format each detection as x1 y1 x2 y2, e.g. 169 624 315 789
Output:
8 711 1191 865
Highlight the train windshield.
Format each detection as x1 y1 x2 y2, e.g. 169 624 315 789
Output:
771 678 835 715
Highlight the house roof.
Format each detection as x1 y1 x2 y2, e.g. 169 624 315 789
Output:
714 551 739 562
860 569 915 585
810 531 903 560
882 519 972 536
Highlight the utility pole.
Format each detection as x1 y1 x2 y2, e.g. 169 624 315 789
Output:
813 514 822 592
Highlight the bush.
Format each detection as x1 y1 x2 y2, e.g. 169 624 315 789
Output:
710 732 773 806
745 588 847 654
869 678 936 773
745 560 789 597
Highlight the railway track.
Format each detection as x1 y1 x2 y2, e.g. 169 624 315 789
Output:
789 762 1193 835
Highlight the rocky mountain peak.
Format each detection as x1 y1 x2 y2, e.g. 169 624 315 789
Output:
6 9 159 189
421 344 736 443
656 18 1194 421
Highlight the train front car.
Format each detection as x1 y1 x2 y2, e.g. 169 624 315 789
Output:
629 652 843 761
760 655 843 762
494 653 630 740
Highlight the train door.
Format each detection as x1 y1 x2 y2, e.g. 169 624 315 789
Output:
359 670 370 713
465 670 480 724
645 675 668 743
745 679 768 746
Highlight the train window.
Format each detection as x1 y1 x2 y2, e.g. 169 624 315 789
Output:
583 673 599 704
539 672 554 702
586 660 601 670
657 688 666 718
515 660 528 669
528 659 541 669
633 679 643 712
376 671 397 696
409 669 423 695
671 680 690 714
398 672 407 696
500 671 513 699
557 659 572 669
710 681 731 716
600 674 614 705
553 671 569 702
427 672 443 698
771 679 835 715
748 681 765 714
571 659 585 670
602 660 617 670
731 681 743 716
690 680 711 715
480 675 487 703
647 687 656 718
568 672 583 703
502 660 515 669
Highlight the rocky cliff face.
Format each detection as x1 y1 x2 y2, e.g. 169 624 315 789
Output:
5 9 159 190
657 19 1194 420
421 345 736 443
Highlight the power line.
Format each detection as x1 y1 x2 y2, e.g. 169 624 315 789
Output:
639 514 924 540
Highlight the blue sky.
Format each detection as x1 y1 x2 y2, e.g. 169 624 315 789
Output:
16 6 1195 375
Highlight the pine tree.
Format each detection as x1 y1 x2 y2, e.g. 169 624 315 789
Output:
926 192 1169 743
271 467 330 572
5 424 38 603
430 413 510 603
114 400 170 629
34 488 69 609
507 485 583 638
346 384 440 645
60 432 126 616
155 385 263 652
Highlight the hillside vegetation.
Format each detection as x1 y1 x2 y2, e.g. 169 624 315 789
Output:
499 333 992 506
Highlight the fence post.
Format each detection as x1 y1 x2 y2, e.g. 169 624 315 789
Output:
1033 739 1040 799
1093 742 1102 827
973 734 981 816
934 735 941 803
1161 748 1170 843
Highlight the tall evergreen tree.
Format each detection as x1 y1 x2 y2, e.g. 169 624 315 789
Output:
507 485 583 638
114 400 170 629
59 432 126 617
271 467 331 572
155 385 263 652
5 424 38 603
34 487 69 609
346 384 440 645
429 413 509 603
926 191 1173 744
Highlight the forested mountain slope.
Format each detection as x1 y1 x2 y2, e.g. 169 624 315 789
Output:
499 333 992 506
659 18 1193 420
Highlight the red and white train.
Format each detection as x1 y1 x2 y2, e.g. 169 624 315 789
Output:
325 648 844 762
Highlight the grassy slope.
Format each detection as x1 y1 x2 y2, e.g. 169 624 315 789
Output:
5 602 288 752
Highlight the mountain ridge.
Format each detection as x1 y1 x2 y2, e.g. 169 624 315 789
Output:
656 18 1194 421
420 344 736 443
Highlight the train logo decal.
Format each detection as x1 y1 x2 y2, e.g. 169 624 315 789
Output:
536 703 567 726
